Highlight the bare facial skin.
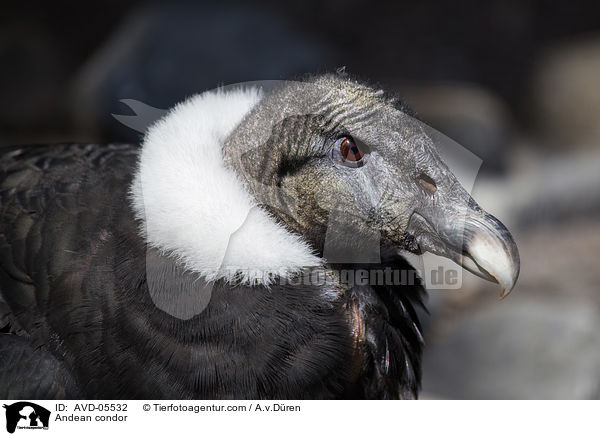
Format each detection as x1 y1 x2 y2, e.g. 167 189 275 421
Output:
223 75 519 297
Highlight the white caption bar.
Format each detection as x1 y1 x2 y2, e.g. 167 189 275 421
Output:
0 400 595 436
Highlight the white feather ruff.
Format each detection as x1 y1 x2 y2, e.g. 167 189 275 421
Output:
130 88 322 286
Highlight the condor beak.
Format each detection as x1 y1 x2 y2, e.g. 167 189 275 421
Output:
406 209 520 298
458 214 520 298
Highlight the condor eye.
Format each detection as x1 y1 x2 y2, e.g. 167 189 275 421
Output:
340 137 362 162
335 136 369 168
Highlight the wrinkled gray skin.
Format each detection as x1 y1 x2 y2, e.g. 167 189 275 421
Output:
223 75 519 296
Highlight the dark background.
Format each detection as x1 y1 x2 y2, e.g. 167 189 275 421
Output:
3 0 600 145
2 0 600 398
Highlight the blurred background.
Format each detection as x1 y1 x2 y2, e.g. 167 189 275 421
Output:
2 0 600 399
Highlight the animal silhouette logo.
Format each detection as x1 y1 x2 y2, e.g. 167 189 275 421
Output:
2 402 50 434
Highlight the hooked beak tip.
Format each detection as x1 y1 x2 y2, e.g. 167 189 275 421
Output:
463 218 520 299
404 209 520 298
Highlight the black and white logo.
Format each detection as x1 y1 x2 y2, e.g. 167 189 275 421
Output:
3 402 50 434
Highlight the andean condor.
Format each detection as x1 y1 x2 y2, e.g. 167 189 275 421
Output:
0 75 519 399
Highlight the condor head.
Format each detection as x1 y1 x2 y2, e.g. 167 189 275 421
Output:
223 75 520 297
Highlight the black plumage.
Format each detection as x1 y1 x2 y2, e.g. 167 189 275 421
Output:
0 143 425 399
0 75 519 400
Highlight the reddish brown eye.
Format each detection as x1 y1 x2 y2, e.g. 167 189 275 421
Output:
340 137 363 162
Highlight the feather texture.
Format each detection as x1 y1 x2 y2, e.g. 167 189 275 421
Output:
130 88 322 286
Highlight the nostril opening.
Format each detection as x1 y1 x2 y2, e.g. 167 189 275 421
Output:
417 173 437 195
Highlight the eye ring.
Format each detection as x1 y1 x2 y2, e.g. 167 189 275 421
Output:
335 136 368 167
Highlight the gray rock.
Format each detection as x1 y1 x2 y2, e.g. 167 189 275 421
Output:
422 217 600 399
472 147 600 230
422 296 600 399
531 34 600 150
